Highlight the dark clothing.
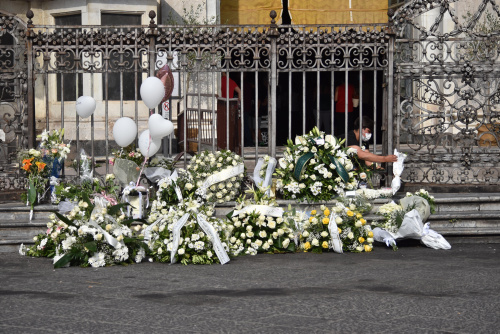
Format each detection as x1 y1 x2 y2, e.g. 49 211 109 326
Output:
342 130 369 150
334 112 357 136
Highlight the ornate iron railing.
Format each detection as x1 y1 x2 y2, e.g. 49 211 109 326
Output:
0 11 28 192
2 0 500 194
392 0 500 185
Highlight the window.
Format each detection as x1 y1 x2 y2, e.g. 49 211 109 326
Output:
101 13 142 101
55 14 83 102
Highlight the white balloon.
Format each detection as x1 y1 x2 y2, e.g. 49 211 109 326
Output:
76 96 96 118
138 130 161 157
140 77 165 109
113 117 138 147
148 113 174 139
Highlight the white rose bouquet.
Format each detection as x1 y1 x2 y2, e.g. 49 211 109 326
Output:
20 197 147 268
275 127 358 202
407 189 436 214
148 156 175 170
145 198 228 265
186 150 245 204
372 201 405 234
153 168 195 205
356 187 393 200
226 187 295 256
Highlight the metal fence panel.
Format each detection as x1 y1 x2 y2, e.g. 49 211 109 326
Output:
392 0 500 185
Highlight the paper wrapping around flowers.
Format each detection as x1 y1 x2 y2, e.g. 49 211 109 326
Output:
421 223 451 249
391 149 407 195
58 199 77 214
144 167 172 183
393 209 425 240
387 209 451 250
372 227 396 248
113 158 140 187
79 149 93 184
400 196 431 223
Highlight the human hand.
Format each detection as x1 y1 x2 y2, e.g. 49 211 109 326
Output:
385 155 398 163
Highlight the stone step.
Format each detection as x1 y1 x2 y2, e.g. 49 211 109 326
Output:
1 193 500 252
0 225 46 238
0 204 56 221
433 194 500 212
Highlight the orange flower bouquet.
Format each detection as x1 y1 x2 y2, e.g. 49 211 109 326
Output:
18 148 50 210
19 128 71 210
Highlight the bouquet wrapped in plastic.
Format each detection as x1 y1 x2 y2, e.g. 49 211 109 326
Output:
372 191 450 250
110 146 149 219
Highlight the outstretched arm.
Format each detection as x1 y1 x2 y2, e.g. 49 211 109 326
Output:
349 145 398 163
234 85 242 101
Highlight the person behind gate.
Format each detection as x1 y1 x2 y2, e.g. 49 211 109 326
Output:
342 116 397 165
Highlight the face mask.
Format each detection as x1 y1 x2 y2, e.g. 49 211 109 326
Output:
362 132 372 141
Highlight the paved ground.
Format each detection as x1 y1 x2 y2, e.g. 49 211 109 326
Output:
0 241 499 333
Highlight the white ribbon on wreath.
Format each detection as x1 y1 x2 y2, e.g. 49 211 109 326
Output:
328 211 343 253
170 212 230 265
157 170 183 202
87 197 124 249
232 205 283 218
199 164 245 194
252 157 277 197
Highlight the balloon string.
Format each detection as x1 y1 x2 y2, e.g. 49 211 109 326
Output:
136 133 152 187
136 156 148 187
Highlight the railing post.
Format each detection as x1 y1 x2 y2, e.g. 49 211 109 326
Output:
26 9 35 148
147 11 157 78
268 11 279 158
386 9 396 185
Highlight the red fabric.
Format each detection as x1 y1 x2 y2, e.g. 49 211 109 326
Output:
221 76 238 98
336 83 355 113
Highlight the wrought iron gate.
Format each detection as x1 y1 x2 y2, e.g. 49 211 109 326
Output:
392 0 500 186
0 11 28 193
3 0 500 195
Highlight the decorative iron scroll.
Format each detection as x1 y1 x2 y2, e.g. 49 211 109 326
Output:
30 27 150 74
392 0 500 185
276 25 390 71
0 11 28 190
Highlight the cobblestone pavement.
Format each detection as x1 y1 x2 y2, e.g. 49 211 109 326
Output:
0 242 499 333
